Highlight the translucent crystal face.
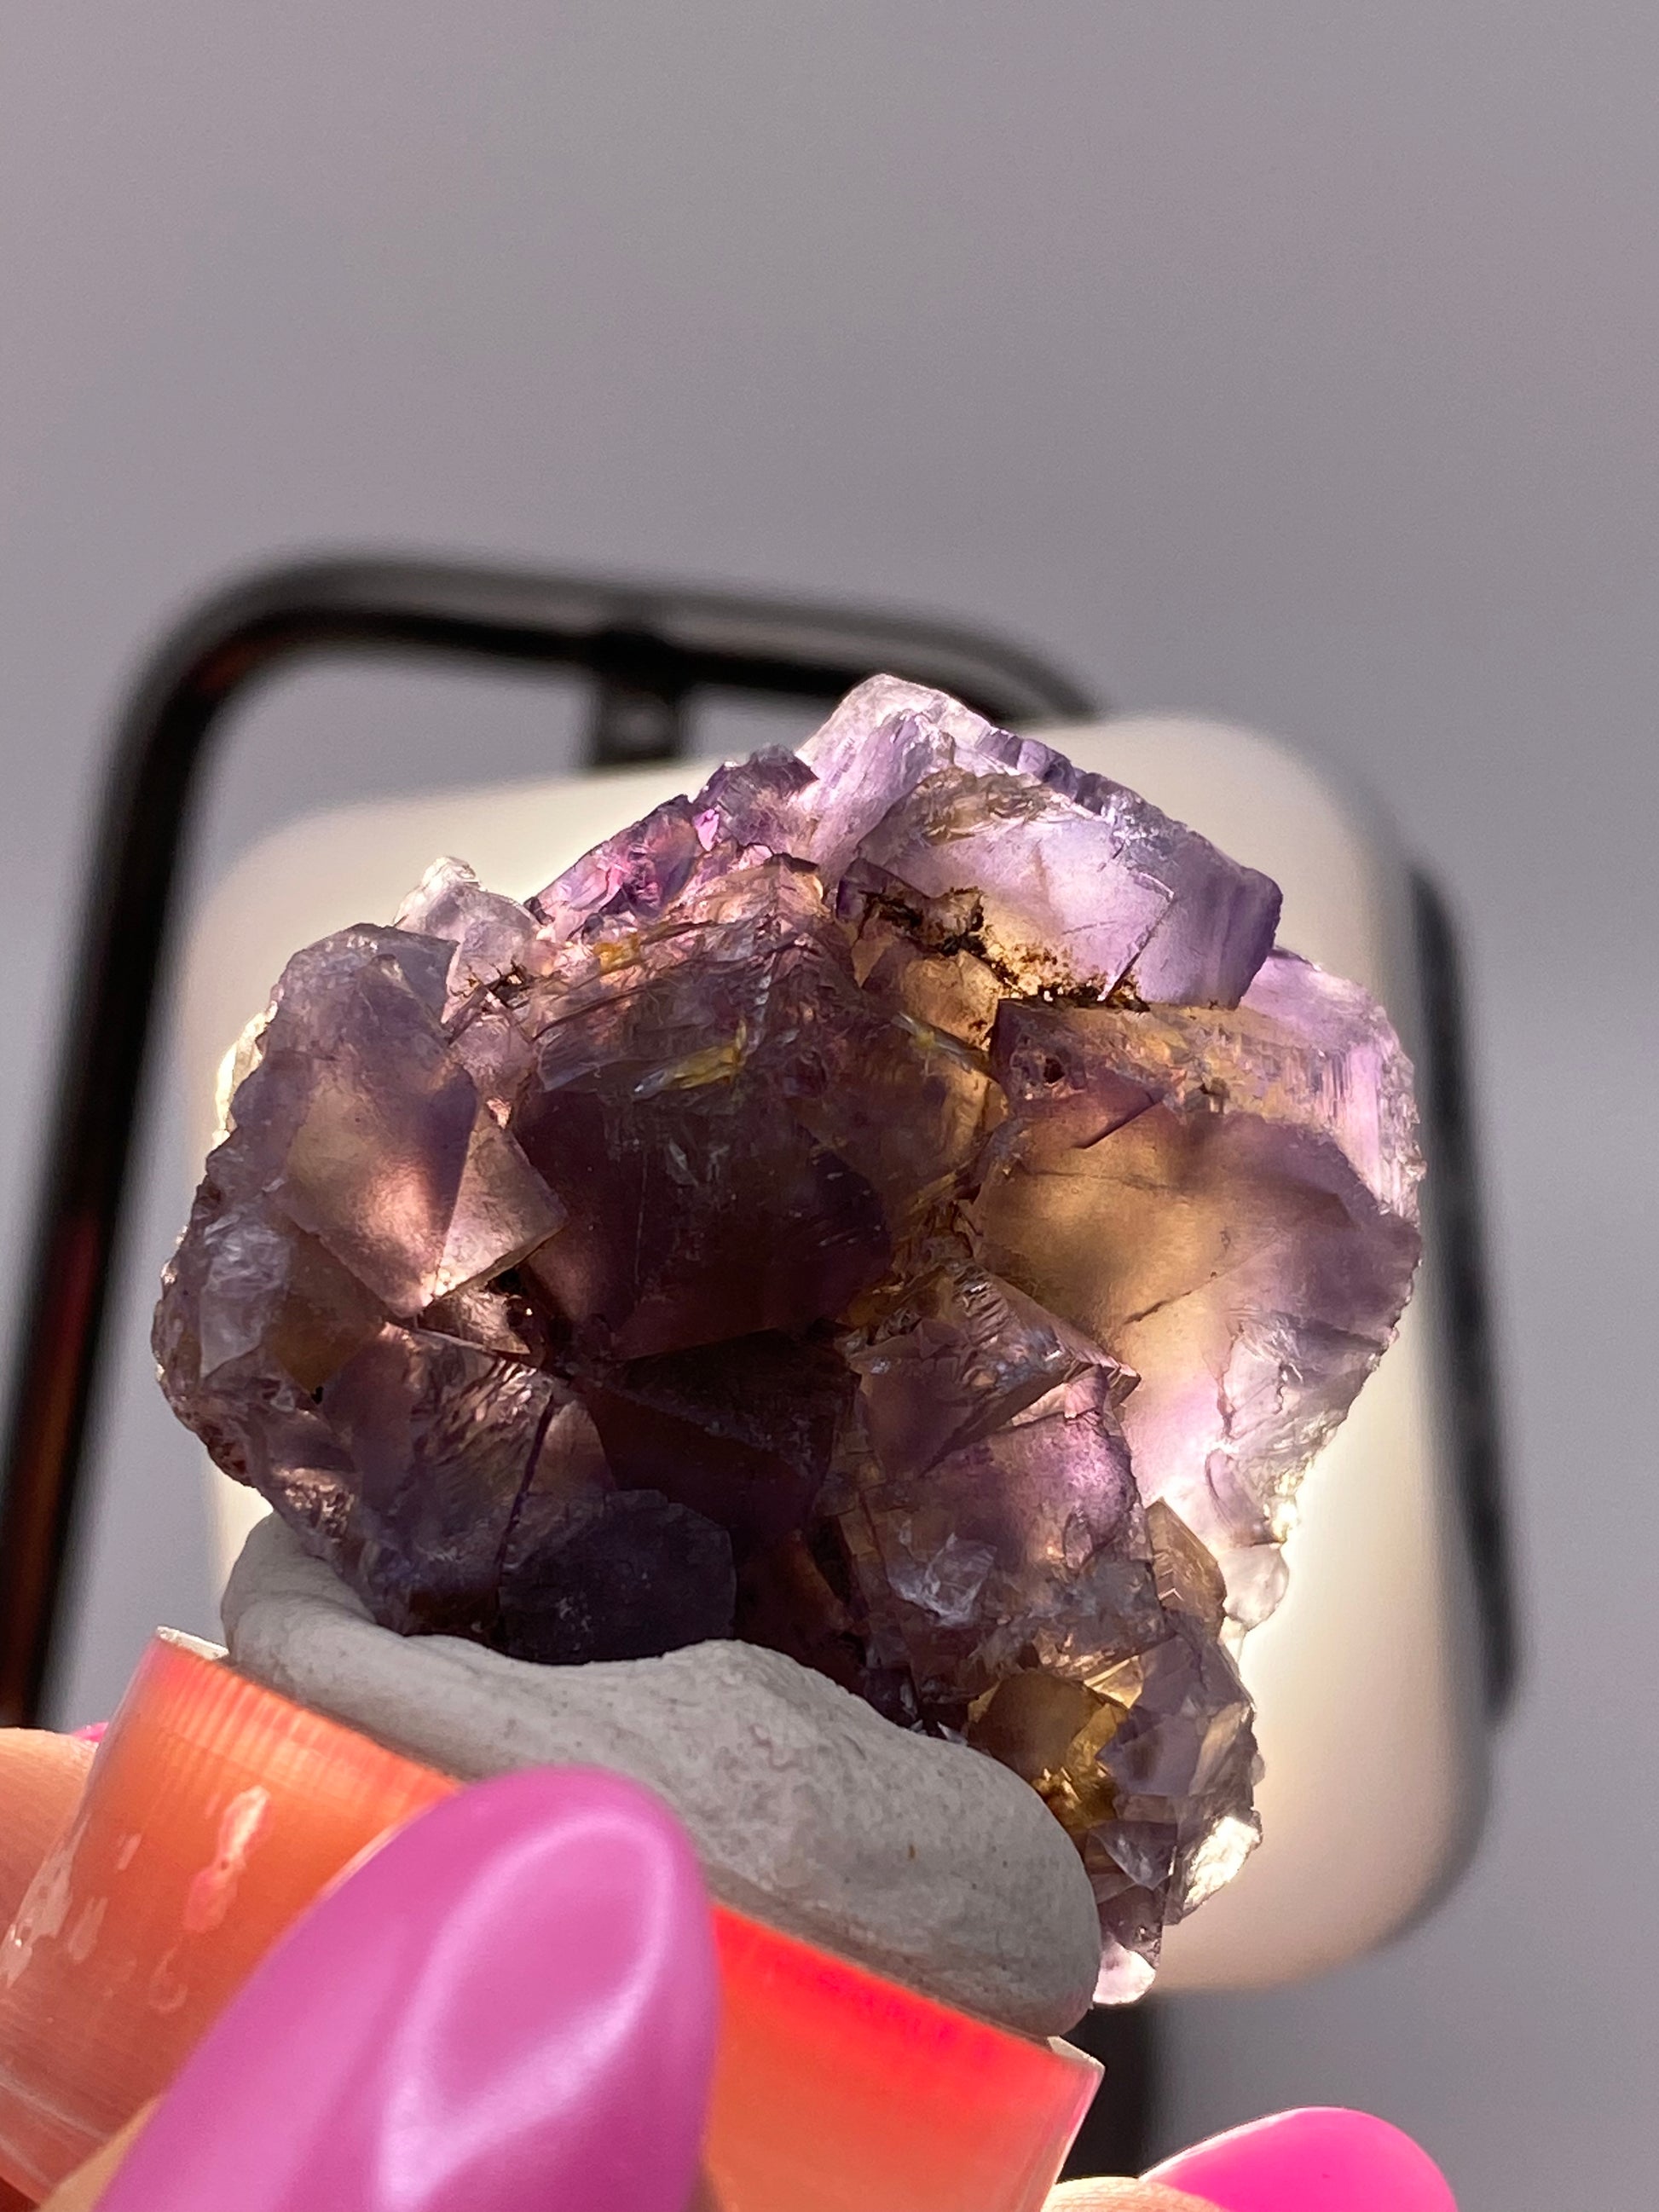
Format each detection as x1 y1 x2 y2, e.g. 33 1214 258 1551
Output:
154 676 1422 1997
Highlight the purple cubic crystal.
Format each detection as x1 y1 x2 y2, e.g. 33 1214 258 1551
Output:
155 676 1421 1996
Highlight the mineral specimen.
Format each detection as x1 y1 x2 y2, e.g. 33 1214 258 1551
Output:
154 675 1422 1997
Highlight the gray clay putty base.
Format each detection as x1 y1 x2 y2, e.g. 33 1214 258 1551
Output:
223 1516 1101 2036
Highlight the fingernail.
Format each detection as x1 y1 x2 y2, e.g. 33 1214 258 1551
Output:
1147 2106 1456 2210
98 1766 720 2212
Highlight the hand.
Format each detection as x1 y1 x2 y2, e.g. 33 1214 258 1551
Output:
1046 2186 1213 2209
20 1753 718 2212
0 1730 1454 2211
1050 2108 1458 2210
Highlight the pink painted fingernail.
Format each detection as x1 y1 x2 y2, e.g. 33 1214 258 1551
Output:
1147 2106 1456 2210
98 1766 719 2212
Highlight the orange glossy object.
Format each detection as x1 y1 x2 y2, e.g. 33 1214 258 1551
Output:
0 1734 95 1932
707 1910 1097 2212
0 1633 455 2200
0 1633 1097 2211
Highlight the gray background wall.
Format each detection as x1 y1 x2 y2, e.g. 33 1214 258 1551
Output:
3 7 1654 2204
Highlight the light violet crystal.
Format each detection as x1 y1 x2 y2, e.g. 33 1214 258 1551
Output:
154 675 1422 1997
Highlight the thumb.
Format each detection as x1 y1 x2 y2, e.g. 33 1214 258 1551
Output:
95 1767 719 2212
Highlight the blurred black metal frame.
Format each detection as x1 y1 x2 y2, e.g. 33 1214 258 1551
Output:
0 554 1512 2172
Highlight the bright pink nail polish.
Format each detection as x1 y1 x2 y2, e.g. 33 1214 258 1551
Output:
1147 2105 1456 2210
97 1766 720 2212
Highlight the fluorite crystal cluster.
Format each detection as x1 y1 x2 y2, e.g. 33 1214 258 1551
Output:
155 677 1421 1997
